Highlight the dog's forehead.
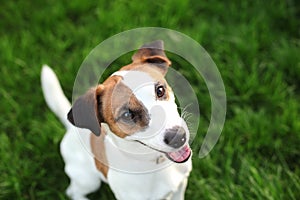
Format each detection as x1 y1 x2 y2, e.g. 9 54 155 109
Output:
114 67 167 90
111 70 155 92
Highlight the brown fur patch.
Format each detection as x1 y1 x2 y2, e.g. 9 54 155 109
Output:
90 127 108 178
99 76 150 138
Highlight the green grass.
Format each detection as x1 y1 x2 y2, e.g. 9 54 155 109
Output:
1 0 300 199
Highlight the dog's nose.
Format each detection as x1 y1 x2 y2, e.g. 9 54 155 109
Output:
164 126 187 148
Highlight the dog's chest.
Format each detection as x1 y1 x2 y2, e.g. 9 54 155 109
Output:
101 133 192 199
107 158 192 200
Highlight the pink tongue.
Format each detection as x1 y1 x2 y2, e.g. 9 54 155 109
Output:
167 145 191 163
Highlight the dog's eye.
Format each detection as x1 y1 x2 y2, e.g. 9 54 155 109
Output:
121 110 135 122
156 85 165 98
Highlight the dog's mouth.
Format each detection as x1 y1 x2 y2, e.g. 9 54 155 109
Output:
165 145 191 163
136 140 191 163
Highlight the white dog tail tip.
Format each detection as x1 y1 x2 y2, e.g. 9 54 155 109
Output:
41 65 72 128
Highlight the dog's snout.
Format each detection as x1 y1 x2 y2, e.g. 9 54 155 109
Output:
164 126 187 148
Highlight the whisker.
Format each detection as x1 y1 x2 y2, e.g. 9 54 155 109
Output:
179 104 199 141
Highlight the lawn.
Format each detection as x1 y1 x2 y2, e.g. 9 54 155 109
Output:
0 0 299 199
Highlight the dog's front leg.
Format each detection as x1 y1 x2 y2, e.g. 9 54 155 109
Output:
170 178 188 200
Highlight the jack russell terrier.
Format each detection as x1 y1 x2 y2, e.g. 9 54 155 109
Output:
41 40 192 200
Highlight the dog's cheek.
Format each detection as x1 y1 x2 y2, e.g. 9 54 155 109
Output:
106 122 134 138
109 121 149 139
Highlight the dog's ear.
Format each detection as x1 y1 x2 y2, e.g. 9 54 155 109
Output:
67 85 104 136
132 40 171 76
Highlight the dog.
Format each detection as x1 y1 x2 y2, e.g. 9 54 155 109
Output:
41 40 192 200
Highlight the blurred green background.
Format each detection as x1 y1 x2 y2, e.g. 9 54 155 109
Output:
0 0 299 199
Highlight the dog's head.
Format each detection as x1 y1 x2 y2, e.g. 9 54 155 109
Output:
68 41 191 163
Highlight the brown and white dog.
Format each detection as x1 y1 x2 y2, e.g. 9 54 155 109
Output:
41 41 192 200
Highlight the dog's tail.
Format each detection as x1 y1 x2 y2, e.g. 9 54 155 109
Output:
41 65 72 129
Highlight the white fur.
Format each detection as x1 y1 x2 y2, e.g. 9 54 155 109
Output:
41 66 192 200
103 123 192 200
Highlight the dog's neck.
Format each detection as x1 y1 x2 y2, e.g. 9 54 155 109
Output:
101 123 170 173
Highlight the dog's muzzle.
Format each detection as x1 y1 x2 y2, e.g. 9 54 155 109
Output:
163 126 191 163
164 126 187 148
